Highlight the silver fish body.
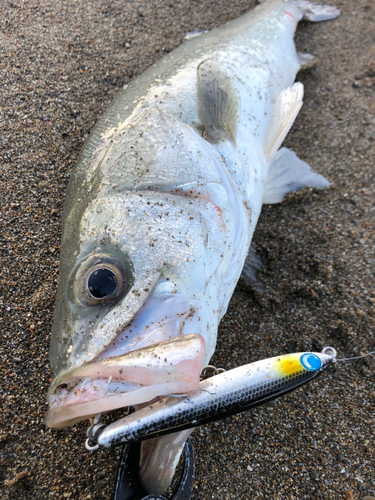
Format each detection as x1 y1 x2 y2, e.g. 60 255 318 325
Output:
46 0 338 493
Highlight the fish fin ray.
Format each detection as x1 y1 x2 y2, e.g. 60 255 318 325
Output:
265 83 304 160
197 58 240 143
263 147 330 204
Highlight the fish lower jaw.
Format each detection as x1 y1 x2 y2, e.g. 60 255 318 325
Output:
45 333 206 429
44 377 195 429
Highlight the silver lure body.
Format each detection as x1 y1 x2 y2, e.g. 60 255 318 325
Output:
97 351 335 448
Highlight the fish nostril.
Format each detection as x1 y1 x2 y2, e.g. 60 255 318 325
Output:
88 267 118 299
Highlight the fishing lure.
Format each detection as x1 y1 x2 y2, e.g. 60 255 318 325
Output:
93 348 337 448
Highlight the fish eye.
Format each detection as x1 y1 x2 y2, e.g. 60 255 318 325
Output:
74 253 131 306
88 267 118 299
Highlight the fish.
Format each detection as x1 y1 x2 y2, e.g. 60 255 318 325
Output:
45 0 340 494
97 349 336 448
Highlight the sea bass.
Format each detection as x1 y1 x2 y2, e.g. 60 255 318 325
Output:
46 0 339 494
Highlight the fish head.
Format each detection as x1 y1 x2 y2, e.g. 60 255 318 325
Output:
46 107 234 428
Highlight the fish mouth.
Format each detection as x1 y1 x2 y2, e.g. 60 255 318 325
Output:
45 334 206 429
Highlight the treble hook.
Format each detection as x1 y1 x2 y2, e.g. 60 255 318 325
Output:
85 376 112 451
200 364 226 379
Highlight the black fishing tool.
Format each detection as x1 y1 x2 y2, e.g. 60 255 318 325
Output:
112 439 195 500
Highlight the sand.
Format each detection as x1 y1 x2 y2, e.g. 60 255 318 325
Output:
1 0 374 499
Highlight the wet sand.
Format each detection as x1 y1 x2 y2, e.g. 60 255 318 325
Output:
1 0 374 499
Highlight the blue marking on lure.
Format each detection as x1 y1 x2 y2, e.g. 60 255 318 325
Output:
300 353 322 371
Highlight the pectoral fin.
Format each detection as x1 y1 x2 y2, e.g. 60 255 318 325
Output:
197 58 240 143
265 83 304 160
263 147 330 204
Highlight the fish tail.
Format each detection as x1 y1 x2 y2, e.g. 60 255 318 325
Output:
286 0 340 21
257 0 340 22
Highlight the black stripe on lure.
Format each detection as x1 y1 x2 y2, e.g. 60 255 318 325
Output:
94 347 337 448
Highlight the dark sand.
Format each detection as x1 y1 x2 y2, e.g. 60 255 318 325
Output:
1 0 374 499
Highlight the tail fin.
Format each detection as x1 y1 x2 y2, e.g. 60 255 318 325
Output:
258 0 340 22
288 0 340 21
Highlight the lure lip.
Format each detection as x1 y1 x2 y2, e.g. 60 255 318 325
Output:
96 349 336 448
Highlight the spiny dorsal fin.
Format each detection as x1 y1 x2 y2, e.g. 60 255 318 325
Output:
197 58 240 143
263 147 330 204
265 83 304 160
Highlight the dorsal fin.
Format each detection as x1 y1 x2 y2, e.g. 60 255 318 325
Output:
197 58 240 143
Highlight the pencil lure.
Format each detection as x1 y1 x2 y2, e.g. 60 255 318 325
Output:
97 348 336 448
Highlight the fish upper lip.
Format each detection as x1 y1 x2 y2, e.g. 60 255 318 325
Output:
45 334 206 429
55 333 205 387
